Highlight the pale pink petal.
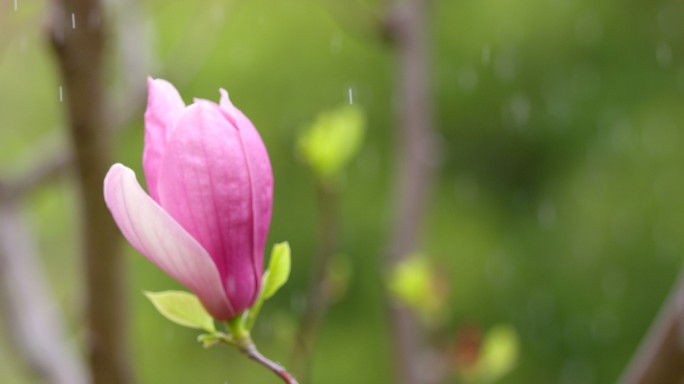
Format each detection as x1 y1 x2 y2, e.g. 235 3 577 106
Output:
143 77 185 202
104 163 235 319
156 101 270 314
219 89 273 289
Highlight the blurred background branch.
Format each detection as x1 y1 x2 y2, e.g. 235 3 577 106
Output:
620 270 684 384
49 0 134 382
384 0 438 383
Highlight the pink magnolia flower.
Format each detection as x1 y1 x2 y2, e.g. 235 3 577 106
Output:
104 78 273 320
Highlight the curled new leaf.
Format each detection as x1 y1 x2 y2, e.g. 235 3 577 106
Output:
387 253 448 326
297 104 365 181
262 242 292 299
145 290 216 333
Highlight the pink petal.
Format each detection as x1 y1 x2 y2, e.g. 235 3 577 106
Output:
143 77 185 202
156 100 272 314
219 89 273 290
104 163 235 319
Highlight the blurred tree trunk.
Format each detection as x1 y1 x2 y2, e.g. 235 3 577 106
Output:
620 271 684 384
48 1 134 384
384 1 436 383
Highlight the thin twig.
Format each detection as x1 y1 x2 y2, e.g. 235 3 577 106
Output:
292 181 339 382
212 332 299 384
242 344 300 384
0 202 89 384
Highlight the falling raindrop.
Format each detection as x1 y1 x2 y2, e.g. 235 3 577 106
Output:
457 65 478 93
59 86 63 102
481 45 491 66
560 358 596 384
502 92 531 128
19 36 27 53
591 309 620 344
494 47 519 83
72 13 76 29
601 268 627 299
575 11 603 47
211 3 224 25
485 249 516 289
348 87 353 104
88 10 101 30
289 292 306 314
330 32 342 54
656 42 672 68
226 277 236 295
677 67 684 91
572 64 601 97
14 0 17 11
454 175 480 202
537 199 556 230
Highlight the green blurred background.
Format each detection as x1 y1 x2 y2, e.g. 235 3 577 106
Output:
2 0 684 382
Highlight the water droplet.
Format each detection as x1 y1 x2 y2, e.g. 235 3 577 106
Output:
72 13 76 29
348 87 353 104
59 86 63 102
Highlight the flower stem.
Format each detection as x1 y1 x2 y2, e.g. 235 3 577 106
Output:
240 343 299 384
224 318 299 384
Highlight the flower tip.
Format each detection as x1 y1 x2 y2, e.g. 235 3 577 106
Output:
219 88 233 109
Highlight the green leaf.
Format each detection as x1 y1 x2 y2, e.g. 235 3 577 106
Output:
387 254 433 313
144 291 216 333
476 325 520 383
297 104 365 180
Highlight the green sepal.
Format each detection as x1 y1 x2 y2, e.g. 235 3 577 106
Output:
197 332 232 348
244 242 292 330
144 290 216 333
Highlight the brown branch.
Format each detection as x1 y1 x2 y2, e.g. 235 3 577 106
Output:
0 202 89 384
384 1 437 383
620 270 684 384
291 181 340 382
48 1 134 384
